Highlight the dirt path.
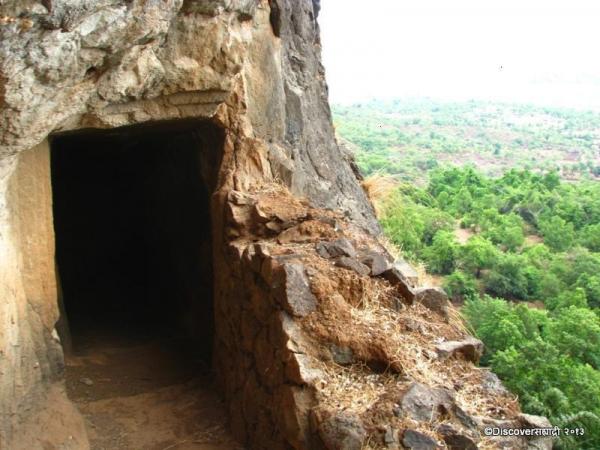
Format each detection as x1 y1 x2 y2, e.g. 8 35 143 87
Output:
65 332 242 450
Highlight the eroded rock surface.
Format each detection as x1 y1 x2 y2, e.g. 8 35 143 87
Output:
0 2 378 448
0 1 550 449
436 337 485 364
0 0 379 233
220 186 552 449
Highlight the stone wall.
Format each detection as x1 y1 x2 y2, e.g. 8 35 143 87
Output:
212 186 552 450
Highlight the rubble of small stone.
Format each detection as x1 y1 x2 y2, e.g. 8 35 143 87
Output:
224 183 552 449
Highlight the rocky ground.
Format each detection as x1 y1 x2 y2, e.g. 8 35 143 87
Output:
225 183 553 449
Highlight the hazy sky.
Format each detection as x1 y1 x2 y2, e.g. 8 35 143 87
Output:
319 0 600 109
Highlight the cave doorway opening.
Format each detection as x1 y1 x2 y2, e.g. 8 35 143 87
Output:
49 120 234 448
51 119 223 357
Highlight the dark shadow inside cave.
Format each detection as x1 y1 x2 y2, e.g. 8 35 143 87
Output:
50 119 224 363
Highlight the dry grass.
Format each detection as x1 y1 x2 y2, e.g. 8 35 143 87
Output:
315 275 469 406
376 234 402 261
447 305 470 335
304 255 519 449
316 362 399 415
242 184 520 449
362 174 398 216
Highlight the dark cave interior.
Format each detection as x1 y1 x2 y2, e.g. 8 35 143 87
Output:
50 120 224 360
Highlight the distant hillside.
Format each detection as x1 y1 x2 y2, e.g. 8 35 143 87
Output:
333 98 600 183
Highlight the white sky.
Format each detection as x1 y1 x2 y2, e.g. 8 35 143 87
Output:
319 0 600 109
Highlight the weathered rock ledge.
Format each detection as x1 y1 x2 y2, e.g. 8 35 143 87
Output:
218 185 551 449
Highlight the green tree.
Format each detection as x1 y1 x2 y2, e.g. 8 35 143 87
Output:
421 209 454 245
579 223 600 252
491 339 573 413
453 187 474 215
422 230 458 274
544 305 600 368
443 270 478 301
537 272 566 299
543 170 560 190
575 274 600 309
463 296 530 359
381 193 425 257
486 223 525 251
539 216 575 252
546 288 588 311
458 236 499 277
484 254 529 299
523 244 553 269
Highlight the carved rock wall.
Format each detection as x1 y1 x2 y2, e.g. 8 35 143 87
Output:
0 0 377 230
0 1 548 450
1 141 88 449
0 1 377 448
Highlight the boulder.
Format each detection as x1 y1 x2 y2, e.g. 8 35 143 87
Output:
316 238 358 259
518 413 552 430
400 383 455 422
316 242 332 258
436 338 484 364
277 385 315 449
438 424 478 450
402 430 440 450
379 266 416 304
414 287 450 318
274 263 317 317
335 256 371 276
317 412 367 450
455 406 478 429
518 414 554 450
383 426 400 449
360 251 391 276
473 416 518 431
481 370 509 395
442 433 477 450
228 190 256 206
285 353 323 385
393 258 419 287
329 344 355 365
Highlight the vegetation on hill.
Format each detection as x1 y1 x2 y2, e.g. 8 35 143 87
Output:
333 99 600 183
380 168 600 448
334 99 600 449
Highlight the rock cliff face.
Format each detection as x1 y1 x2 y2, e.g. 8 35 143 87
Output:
0 0 377 230
0 1 548 449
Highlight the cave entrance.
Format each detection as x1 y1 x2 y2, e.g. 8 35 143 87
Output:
49 120 237 449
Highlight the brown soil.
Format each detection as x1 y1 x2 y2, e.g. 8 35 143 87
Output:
454 226 475 245
65 331 242 450
524 234 544 245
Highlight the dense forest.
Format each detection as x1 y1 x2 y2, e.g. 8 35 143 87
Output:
334 100 600 449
